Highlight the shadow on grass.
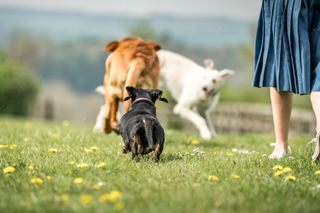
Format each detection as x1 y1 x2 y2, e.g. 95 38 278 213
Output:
123 153 185 164
189 140 230 149
159 153 184 163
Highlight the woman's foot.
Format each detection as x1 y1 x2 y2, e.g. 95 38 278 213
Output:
268 144 291 159
309 130 320 162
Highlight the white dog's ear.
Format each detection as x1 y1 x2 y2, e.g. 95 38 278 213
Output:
219 69 235 77
95 86 105 95
204 59 215 69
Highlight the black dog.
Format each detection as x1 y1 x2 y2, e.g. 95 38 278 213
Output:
119 86 168 161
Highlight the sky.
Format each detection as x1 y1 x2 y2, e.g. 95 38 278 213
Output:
0 0 261 20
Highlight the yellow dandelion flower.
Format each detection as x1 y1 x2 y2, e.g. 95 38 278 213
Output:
60 194 70 203
285 175 297 182
73 177 85 185
190 139 200 145
80 195 93 205
208 175 219 181
314 170 320 175
107 190 123 203
3 166 15 174
272 165 283 171
62 120 70 128
9 144 17 149
31 177 44 185
28 165 36 171
77 163 89 169
84 146 99 153
274 170 285 177
51 133 59 139
90 146 99 151
99 194 109 203
48 148 59 153
68 161 75 165
0 144 8 149
226 152 235 156
25 122 33 129
92 184 102 190
282 167 293 173
114 202 125 210
46 176 52 180
23 137 29 143
99 190 123 203
84 148 93 153
230 174 241 180
96 162 107 168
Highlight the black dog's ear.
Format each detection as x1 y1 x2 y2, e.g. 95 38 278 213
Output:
123 96 131 101
126 86 136 96
125 86 137 101
159 97 168 103
151 89 168 103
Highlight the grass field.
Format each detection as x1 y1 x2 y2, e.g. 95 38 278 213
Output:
0 117 320 213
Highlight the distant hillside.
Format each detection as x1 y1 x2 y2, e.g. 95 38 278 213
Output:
0 6 252 48
0 6 255 93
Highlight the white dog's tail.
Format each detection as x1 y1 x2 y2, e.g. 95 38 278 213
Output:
95 86 105 95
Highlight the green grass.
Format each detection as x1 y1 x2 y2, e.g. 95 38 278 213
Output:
0 117 320 213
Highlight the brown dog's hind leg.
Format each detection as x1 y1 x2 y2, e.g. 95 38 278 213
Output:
110 98 120 134
103 117 111 134
123 59 145 111
103 102 112 134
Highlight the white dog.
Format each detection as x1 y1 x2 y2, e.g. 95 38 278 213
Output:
158 50 234 139
93 86 106 132
94 50 234 139
93 86 124 133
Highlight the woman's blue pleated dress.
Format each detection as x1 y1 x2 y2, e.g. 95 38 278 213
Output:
252 0 320 95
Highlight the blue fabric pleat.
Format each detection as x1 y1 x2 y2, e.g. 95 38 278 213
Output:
253 0 320 95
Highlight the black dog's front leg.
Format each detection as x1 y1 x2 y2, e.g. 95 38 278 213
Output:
154 123 165 161
142 147 153 155
122 142 131 154
131 135 139 162
154 143 163 162
131 143 139 162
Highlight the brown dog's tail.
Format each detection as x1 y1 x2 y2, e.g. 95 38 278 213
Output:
142 118 154 150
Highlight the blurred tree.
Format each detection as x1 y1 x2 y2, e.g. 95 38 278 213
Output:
240 24 256 64
0 48 7 63
127 19 158 41
0 59 39 116
8 31 48 72
126 19 182 50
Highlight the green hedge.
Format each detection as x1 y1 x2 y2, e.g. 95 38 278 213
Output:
0 61 39 116
220 86 311 110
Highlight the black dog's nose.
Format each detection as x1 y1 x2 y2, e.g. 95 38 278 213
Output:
202 87 208 92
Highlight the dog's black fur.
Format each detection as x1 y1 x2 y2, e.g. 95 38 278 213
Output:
119 86 168 161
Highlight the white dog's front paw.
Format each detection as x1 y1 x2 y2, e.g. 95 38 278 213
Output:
200 130 212 140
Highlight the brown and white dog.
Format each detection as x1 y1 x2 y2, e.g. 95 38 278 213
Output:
103 37 161 134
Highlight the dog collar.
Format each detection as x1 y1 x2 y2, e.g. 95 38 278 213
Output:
132 98 154 106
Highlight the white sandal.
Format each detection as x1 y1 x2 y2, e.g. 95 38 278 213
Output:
268 144 291 159
308 130 320 162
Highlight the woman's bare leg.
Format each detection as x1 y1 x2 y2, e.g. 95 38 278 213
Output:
310 92 320 130
309 92 320 161
269 88 293 158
